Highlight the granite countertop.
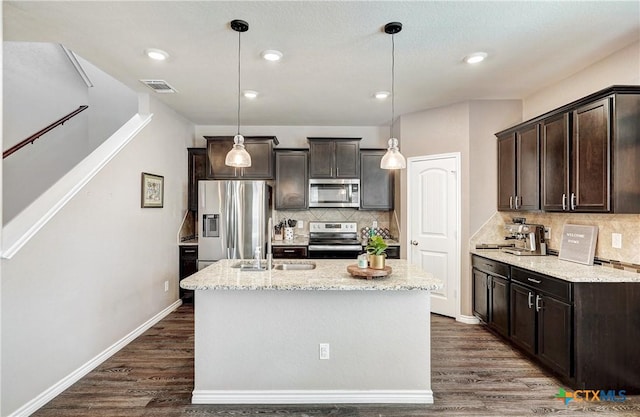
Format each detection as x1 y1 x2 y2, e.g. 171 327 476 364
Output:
180 259 442 291
471 249 640 283
272 236 309 246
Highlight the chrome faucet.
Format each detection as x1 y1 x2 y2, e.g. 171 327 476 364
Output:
254 246 262 269
266 217 273 270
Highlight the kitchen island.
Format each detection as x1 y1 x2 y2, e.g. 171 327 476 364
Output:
180 259 442 405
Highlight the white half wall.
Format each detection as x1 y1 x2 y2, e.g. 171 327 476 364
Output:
0 96 193 416
194 289 432 403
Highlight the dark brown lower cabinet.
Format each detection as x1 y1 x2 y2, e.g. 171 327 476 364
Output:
179 246 198 303
272 246 308 259
537 294 572 377
490 276 510 338
510 282 537 354
511 281 572 377
472 255 510 337
510 269 572 379
475 258 640 393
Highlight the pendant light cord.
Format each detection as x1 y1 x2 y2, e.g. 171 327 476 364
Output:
237 29 241 136
391 33 395 139
237 32 241 135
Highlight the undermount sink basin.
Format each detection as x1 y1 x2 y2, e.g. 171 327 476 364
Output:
231 260 316 271
273 262 316 271
231 261 269 271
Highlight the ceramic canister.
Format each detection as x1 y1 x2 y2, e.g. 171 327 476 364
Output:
284 227 294 240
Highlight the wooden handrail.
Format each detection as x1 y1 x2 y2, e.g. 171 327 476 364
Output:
3 105 89 159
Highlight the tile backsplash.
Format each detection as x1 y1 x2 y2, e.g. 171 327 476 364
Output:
471 211 640 264
274 208 395 239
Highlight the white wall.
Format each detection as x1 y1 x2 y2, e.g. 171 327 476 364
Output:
0 96 193 416
3 43 137 224
79 55 138 150
523 41 640 119
1 3 5 407
398 100 521 317
3 42 89 223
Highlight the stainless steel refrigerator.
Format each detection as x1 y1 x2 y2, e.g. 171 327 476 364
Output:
197 180 272 270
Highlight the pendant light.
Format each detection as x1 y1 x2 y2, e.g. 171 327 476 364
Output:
225 19 252 168
380 22 406 170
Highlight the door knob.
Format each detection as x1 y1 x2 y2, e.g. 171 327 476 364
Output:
410 240 419 246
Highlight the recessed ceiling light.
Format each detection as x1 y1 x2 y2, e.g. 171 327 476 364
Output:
243 90 259 99
375 91 391 100
261 50 283 62
464 52 488 64
145 48 169 61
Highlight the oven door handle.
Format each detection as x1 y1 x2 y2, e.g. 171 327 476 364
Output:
308 245 363 251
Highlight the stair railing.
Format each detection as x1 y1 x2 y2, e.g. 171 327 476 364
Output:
3 105 89 159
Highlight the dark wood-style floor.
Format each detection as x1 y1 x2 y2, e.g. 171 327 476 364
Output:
33 304 638 416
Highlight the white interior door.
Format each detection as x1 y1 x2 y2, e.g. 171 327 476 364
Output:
407 153 460 318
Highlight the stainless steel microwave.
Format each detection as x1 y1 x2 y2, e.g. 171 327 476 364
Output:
309 178 360 208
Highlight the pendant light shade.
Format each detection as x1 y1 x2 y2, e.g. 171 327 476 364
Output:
225 134 251 167
225 19 252 168
380 22 406 170
380 137 406 169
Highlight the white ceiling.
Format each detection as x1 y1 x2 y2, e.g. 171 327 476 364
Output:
4 1 639 127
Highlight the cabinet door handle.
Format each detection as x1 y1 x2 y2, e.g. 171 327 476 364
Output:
283 249 295 253
527 278 542 284
562 193 567 211
515 196 520 210
527 292 533 309
509 196 514 209
571 193 577 211
535 295 542 312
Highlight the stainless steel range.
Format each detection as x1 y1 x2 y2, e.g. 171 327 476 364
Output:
308 221 362 259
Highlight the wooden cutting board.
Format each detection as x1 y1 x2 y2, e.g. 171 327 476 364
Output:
347 264 392 279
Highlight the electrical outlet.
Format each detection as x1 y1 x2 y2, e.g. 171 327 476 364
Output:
319 343 330 360
612 233 622 249
544 227 551 240
372 220 378 228
164 281 169 292
297 220 304 229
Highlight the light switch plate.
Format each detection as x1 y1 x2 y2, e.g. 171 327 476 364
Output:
612 233 622 249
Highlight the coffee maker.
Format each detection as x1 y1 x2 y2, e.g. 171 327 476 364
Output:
502 221 547 256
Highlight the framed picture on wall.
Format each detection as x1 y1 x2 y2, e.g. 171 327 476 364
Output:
141 172 164 208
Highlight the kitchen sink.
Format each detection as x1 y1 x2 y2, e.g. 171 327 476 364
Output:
231 260 270 271
231 260 316 271
273 262 316 271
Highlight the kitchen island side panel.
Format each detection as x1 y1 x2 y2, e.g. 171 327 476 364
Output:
193 289 432 402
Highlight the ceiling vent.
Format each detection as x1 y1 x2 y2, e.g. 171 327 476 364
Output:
140 79 177 93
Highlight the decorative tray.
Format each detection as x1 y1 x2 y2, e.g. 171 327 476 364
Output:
346 264 392 279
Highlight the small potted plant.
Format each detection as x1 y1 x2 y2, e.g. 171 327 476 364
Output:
365 235 388 269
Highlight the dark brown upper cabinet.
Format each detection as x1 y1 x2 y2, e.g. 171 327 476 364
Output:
204 136 277 180
497 123 540 211
360 149 393 210
187 148 207 212
572 98 611 212
275 150 308 210
541 113 570 211
499 85 640 213
308 138 360 178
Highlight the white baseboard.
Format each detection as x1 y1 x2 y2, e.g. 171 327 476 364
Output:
9 299 182 417
456 314 480 324
191 389 434 404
